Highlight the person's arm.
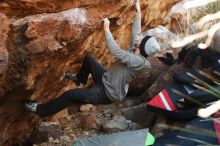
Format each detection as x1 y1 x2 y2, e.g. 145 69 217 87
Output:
129 0 141 51
103 18 150 69
103 18 128 61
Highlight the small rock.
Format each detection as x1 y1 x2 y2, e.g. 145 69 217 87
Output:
102 116 128 132
112 116 126 121
79 113 99 130
60 136 73 146
48 137 53 142
83 131 89 135
53 139 60 144
70 134 76 138
97 114 102 118
38 143 47 146
80 104 96 112
61 41 67 46
91 106 97 111
60 136 71 141
101 109 112 114
104 113 112 118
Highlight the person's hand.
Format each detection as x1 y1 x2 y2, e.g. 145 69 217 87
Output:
197 100 220 118
103 18 110 32
134 0 141 13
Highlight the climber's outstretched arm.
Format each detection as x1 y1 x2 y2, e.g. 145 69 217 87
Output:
130 0 142 49
103 18 129 62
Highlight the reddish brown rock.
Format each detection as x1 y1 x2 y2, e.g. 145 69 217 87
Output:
79 114 99 130
0 13 9 77
142 0 180 30
80 104 97 112
0 0 110 18
0 13 9 98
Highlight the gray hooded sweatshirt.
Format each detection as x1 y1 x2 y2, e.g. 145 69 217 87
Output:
102 13 151 102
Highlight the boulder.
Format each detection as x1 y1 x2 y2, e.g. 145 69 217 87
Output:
100 109 113 118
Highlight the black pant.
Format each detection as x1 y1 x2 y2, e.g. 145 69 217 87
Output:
37 55 112 117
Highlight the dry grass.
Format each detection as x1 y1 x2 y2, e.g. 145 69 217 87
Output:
193 0 220 22
171 0 220 48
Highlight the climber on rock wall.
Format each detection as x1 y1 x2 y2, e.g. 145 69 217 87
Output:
24 0 161 117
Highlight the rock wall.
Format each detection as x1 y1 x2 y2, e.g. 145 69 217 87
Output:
0 13 9 82
0 0 178 145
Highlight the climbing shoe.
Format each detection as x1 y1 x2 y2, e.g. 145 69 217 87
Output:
65 73 80 86
25 102 38 112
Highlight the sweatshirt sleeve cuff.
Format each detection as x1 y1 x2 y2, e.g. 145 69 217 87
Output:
135 12 141 18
